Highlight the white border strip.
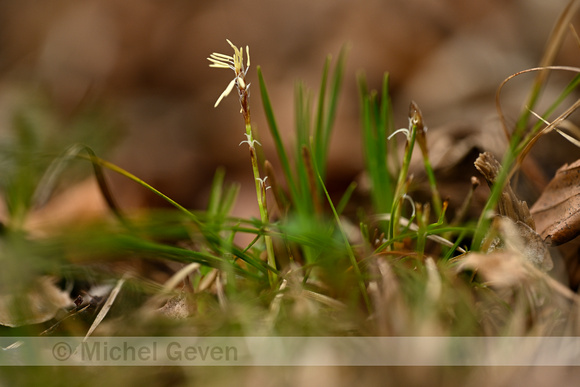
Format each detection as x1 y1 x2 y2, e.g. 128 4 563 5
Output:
1 336 579 366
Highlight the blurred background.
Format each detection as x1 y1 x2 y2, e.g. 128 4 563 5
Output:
0 0 579 225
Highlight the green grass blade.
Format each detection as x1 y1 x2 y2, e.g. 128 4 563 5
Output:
73 149 268 274
323 45 348 148
207 167 225 217
312 146 371 313
336 181 357 216
377 73 394 209
220 182 240 219
314 56 330 177
294 83 315 214
257 66 299 203
358 72 394 215
521 73 580 149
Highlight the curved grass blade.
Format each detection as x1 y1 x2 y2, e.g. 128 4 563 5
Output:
69 147 272 276
314 45 348 180
358 73 394 215
257 66 299 203
33 144 124 222
515 0 580 135
312 147 371 313
314 56 330 178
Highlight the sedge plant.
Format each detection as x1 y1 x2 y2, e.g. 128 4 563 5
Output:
208 39 277 285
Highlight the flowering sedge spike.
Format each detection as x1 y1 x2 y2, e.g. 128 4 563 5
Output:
208 39 251 122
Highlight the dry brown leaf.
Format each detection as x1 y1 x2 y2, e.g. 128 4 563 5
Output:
425 257 442 301
474 152 553 271
489 216 553 272
0 276 73 327
456 251 534 288
158 292 192 320
531 159 580 245
457 249 576 306
474 152 535 229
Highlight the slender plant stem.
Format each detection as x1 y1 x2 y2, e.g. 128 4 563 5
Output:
245 123 277 285
418 146 442 218
389 102 421 241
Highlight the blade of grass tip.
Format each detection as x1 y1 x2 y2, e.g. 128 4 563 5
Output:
358 72 395 215
378 73 395 209
219 181 240 219
32 143 87 209
444 229 468 260
36 144 125 223
336 181 357 216
312 145 371 313
367 89 384 209
295 82 311 149
301 145 322 214
242 233 262 253
77 151 263 272
85 147 127 221
380 72 395 139
294 83 317 215
359 221 370 250
358 87 375 173
257 66 299 202
322 45 348 167
207 167 226 217
516 0 580 134
77 150 196 221
358 76 382 212
314 55 330 178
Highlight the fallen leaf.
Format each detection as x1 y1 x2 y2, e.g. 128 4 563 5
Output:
456 251 531 288
489 216 553 272
0 276 73 327
158 292 192 320
530 159 580 245
474 152 535 229
473 153 552 271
